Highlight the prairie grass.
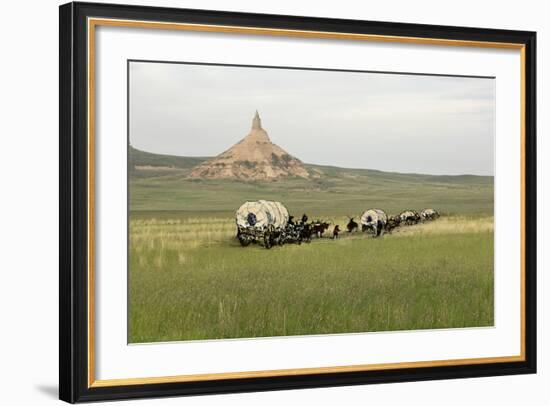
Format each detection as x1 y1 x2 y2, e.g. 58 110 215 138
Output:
128 214 494 343
392 216 493 237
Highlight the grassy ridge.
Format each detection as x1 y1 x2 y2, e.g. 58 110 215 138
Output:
130 175 493 217
129 216 493 342
130 145 208 170
129 154 493 216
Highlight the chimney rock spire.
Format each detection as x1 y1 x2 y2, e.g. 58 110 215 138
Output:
252 110 262 130
187 110 310 180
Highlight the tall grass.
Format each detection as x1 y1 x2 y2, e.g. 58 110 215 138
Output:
128 215 494 343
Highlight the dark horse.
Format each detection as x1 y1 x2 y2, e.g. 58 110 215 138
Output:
346 217 359 233
332 225 341 239
312 221 330 238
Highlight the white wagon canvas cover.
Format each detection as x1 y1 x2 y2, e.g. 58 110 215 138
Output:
421 208 438 218
236 200 289 229
360 208 388 226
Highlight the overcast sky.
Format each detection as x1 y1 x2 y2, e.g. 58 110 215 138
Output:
129 61 495 176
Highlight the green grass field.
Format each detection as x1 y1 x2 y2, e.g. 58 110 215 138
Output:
128 149 494 343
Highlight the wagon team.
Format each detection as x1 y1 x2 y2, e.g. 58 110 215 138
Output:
236 200 440 249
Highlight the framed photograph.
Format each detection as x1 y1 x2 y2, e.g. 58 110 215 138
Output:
59 2 536 403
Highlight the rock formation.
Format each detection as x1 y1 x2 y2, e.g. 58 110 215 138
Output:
188 111 310 180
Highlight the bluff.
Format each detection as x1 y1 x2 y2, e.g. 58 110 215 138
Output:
188 111 309 181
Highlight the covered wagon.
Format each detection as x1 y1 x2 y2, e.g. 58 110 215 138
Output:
235 200 289 248
421 208 440 221
399 210 421 225
360 208 388 237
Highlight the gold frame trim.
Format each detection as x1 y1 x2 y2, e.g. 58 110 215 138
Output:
87 17 527 388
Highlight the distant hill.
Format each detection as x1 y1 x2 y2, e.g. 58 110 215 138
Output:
130 145 207 170
304 163 493 185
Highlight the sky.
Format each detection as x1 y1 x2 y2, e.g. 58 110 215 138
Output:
129 61 495 176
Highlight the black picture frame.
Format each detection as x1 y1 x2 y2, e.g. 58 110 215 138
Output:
59 1 537 403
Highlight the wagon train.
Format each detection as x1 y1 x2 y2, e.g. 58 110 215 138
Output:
236 200 440 247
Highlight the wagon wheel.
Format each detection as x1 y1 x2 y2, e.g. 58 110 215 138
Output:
263 229 273 249
238 236 251 247
264 235 273 249
237 231 251 247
